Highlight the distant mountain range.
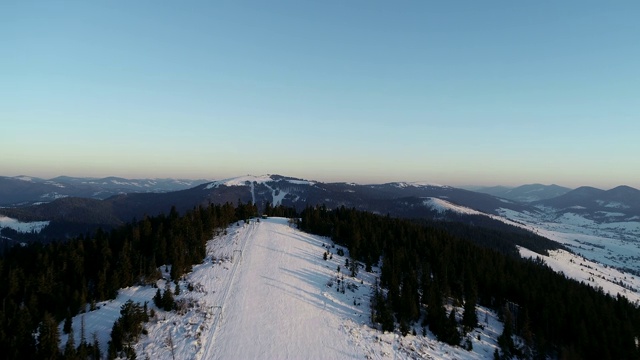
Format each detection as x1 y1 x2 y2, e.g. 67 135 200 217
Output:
472 183 572 203
1 174 639 243
0 175 210 206
534 185 640 222
0 174 531 240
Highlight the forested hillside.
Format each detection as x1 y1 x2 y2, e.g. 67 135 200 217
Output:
0 202 258 359
300 206 640 359
2 202 639 359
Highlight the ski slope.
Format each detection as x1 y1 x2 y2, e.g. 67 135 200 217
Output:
201 218 362 359
61 217 505 359
131 218 370 359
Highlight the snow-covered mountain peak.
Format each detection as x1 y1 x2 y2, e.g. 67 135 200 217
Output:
205 174 315 189
391 181 446 188
15 176 35 182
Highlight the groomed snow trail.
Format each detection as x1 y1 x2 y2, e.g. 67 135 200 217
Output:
202 218 364 359
72 218 503 359
199 220 255 359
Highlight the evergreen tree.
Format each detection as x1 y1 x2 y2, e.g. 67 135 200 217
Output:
64 327 77 360
38 312 61 360
162 288 175 311
92 332 101 360
498 305 515 358
63 314 73 334
462 296 478 331
153 288 162 308
442 309 461 345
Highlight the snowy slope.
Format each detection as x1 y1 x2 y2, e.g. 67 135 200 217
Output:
422 199 640 303
61 218 506 359
519 247 640 304
199 218 363 359
498 208 640 275
0 215 49 233
204 174 315 189
425 197 640 291
423 198 532 230
424 197 483 216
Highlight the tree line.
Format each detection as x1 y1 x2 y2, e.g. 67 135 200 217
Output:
299 205 640 359
0 201 258 359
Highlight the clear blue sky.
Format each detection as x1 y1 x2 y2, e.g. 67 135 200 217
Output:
1 1 638 188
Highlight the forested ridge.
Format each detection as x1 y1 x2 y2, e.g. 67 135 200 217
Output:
2 201 639 359
300 205 640 359
0 201 258 359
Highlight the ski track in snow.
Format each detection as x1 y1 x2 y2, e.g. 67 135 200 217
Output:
201 218 363 359
199 221 255 359
263 182 288 206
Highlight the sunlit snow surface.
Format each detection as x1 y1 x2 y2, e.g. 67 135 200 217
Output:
424 197 483 216
0 215 49 233
61 218 505 359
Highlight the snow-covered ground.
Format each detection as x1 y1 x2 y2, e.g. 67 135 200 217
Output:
423 199 640 303
498 208 640 275
424 197 483 216
519 247 640 305
0 215 49 233
60 218 506 359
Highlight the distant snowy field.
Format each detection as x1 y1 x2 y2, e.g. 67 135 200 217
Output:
498 208 640 276
0 215 49 233
423 199 640 303
61 218 505 359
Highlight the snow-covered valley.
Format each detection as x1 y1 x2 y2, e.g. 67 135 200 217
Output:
61 218 506 359
423 198 640 304
498 207 640 275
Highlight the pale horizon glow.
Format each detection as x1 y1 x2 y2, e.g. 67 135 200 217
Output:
2 2 639 190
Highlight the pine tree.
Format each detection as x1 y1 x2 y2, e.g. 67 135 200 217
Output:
64 327 77 359
92 332 101 360
63 314 73 334
153 288 162 308
445 309 461 345
462 297 478 331
38 312 61 360
162 288 175 311
498 305 515 358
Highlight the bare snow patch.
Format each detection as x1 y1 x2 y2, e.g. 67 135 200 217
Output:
0 216 49 233
596 211 626 217
424 198 483 216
